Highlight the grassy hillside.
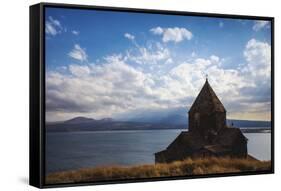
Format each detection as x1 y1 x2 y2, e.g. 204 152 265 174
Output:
46 157 271 184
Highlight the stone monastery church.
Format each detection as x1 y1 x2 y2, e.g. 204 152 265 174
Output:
155 79 248 163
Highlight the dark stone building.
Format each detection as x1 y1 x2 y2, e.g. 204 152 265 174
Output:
155 79 248 163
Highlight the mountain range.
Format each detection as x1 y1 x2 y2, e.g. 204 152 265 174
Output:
46 117 184 132
46 116 271 133
114 107 271 127
46 107 270 132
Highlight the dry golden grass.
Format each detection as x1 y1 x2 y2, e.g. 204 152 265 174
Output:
46 157 271 184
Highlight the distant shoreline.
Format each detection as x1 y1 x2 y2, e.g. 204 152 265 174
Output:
46 127 271 134
46 117 271 133
240 128 271 133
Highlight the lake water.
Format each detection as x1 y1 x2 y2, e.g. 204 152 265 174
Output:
46 129 271 174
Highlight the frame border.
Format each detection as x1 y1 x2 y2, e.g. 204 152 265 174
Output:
30 2 275 188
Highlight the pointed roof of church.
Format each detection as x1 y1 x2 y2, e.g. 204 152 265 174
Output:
189 79 226 113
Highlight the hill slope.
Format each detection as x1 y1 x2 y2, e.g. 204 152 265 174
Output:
115 107 270 127
46 156 271 184
46 115 270 132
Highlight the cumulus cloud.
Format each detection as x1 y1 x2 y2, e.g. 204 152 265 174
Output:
46 39 271 121
68 44 88 62
166 41 270 120
253 20 270 31
69 64 90 77
150 27 193 43
72 30 79 35
150 27 164 35
168 56 245 100
125 42 171 66
124 33 135 40
45 16 63 36
46 55 159 121
210 55 220 63
243 39 271 78
46 54 240 121
228 38 271 119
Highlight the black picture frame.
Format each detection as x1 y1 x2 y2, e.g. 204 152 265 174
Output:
30 2 275 188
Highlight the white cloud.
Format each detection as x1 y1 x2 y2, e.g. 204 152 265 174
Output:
45 16 63 36
227 38 271 119
68 44 88 62
124 33 135 40
243 38 271 78
150 27 163 35
150 27 193 43
45 23 57 36
125 42 171 66
210 55 220 63
165 58 173 64
168 56 244 98
72 30 79 35
49 16 61 27
46 54 242 121
46 39 271 121
69 64 90 77
46 55 155 121
253 20 270 31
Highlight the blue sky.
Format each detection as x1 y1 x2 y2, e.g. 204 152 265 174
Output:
45 7 272 122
